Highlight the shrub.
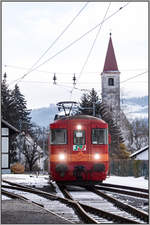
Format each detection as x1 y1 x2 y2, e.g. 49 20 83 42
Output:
10 163 25 174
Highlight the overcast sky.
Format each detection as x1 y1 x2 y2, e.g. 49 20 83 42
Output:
2 2 148 109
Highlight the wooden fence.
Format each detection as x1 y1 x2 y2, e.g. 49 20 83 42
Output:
109 159 148 178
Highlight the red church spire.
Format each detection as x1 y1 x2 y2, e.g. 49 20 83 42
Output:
103 33 119 72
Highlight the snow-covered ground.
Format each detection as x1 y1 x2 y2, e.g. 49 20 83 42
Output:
2 174 49 188
105 176 148 189
2 174 148 189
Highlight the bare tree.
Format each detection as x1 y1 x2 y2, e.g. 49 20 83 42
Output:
131 119 148 150
17 126 45 172
22 139 42 171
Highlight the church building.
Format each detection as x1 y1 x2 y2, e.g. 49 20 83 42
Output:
101 33 120 122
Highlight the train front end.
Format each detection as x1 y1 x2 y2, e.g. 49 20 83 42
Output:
49 115 109 185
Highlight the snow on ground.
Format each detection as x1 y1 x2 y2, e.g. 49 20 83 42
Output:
2 174 50 188
2 174 148 189
105 176 148 189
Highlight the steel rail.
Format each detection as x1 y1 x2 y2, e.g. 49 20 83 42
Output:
87 186 149 223
3 181 97 224
94 185 149 199
58 184 141 224
2 188 45 207
3 180 140 224
2 189 73 224
97 183 148 193
58 184 98 224
2 182 67 202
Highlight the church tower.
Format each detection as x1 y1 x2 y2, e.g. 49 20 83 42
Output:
101 33 120 121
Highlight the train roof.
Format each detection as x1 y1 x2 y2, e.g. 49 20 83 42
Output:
53 114 107 124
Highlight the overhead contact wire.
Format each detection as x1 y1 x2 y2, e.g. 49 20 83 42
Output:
25 2 89 74
9 2 89 86
25 3 129 75
12 2 129 85
70 2 111 98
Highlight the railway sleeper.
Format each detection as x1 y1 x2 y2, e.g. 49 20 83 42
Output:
95 185 148 199
80 203 139 224
87 186 149 223
58 184 140 224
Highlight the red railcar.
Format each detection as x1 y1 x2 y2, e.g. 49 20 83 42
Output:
49 114 109 185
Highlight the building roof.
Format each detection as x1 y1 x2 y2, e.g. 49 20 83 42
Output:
103 33 119 73
130 145 149 158
1 119 19 134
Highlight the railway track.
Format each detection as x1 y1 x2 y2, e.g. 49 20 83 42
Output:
2 180 149 224
94 183 149 199
96 182 148 193
86 186 148 222
58 184 148 224
2 180 81 224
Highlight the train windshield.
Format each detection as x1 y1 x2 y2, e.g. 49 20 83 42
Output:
50 129 67 144
92 128 108 144
74 130 85 145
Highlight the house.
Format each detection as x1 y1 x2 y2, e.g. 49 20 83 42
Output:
130 145 149 160
1 119 19 174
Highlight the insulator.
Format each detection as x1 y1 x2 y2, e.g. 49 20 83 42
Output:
73 73 76 85
4 72 7 79
53 73 57 84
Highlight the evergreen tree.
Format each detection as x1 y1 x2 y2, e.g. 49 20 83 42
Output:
1 74 32 133
11 84 32 132
1 73 15 122
79 89 129 159
80 88 101 116
1 74 34 165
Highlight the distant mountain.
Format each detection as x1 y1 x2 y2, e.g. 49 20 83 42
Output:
30 96 148 127
120 96 148 120
30 104 58 128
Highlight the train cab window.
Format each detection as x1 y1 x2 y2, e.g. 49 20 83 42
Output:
74 130 85 145
92 129 107 144
51 129 67 144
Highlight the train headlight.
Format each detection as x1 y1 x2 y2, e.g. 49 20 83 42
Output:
77 124 82 130
58 153 66 161
94 153 100 160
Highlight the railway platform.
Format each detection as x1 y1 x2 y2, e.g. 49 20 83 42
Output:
2 199 71 224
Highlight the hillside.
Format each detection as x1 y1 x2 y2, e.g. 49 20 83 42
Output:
30 104 58 128
30 96 148 128
120 96 148 120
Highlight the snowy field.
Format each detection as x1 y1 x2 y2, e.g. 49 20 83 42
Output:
2 174 148 189
105 176 148 189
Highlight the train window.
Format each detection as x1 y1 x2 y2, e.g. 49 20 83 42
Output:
74 130 85 145
92 129 108 144
51 129 67 145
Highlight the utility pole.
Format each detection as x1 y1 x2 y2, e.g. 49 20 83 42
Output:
19 119 22 162
92 101 96 117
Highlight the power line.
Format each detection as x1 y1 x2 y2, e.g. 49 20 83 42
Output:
120 71 148 84
24 2 89 76
26 3 129 76
7 68 147 86
11 2 129 85
9 2 89 86
70 2 111 97
4 64 147 74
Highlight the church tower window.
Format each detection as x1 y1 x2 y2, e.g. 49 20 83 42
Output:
108 78 114 86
